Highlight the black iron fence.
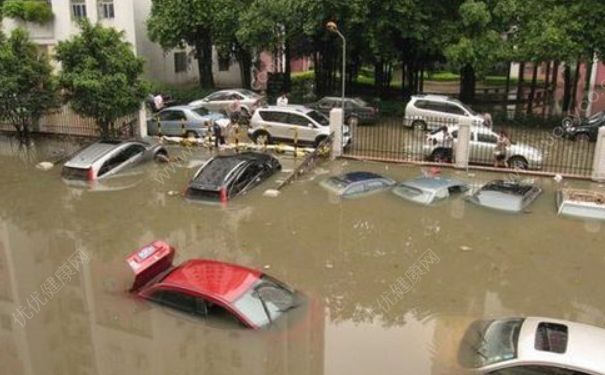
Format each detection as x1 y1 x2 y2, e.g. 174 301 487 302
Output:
344 116 596 178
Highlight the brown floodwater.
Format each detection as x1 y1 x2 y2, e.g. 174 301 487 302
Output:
1 135 604 375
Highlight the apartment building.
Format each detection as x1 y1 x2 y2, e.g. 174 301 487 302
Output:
1 0 243 87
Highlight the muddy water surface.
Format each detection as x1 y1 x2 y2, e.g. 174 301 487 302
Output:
1 136 604 375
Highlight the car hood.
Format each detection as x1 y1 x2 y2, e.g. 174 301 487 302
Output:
509 143 542 159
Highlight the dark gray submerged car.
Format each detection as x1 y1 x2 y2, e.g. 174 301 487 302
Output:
466 180 542 213
62 139 167 184
185 152 281 202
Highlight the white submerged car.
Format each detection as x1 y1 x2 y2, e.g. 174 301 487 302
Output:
556 189 605 221
459 317 605 374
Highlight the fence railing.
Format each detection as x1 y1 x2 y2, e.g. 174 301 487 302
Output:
343 116 596 178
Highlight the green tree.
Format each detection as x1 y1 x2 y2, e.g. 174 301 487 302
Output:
55 20 147 137
147 0 216 88
2 0 53 24
0 28 58 139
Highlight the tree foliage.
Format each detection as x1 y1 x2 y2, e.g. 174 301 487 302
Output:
55 20 147 137
0 28 58 138
2 0 53 24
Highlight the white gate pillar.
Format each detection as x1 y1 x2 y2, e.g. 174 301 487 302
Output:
455 118 471 169
329 108 344 159
592 126 605 182
138 103 148 138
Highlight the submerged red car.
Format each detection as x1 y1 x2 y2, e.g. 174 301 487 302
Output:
127 241 299 329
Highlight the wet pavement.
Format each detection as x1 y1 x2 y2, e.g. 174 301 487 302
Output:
1 135 604 375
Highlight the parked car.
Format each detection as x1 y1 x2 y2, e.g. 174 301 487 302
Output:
127 241 300 329
188 89 264 118
556 188 605 221
248 105 351 147
185 152 281 202
562 111 605 142
147 105 229 138
392 176 468 205
61 139 167 183
424 126 543 170
458 316 605 374
466 180 542 213
320 172 395 198
404 95 487 130
306 96 379 126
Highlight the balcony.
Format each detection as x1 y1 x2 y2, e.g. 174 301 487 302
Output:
1 0 55 40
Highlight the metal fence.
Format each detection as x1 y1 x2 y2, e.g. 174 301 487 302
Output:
344 116 596 178
0 106 139 138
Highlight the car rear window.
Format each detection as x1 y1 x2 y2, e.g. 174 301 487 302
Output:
535 322 568 354
259 111 288 123
192 107 209 116
186 188 221 201
61 166 89 181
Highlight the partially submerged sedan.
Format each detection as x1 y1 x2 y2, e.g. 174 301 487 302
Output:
467 180 542 213
556 188 605 221
185 152 281 202
320 172 395 198
62 139 167 183
393 176 468 205
127 241 300 329
458 317 605 374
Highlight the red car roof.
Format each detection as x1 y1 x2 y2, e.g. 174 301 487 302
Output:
157 259 263 303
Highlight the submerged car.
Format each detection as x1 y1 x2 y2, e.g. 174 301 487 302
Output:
562 111 605 142
556 188 605 221
188 89 264 118
127 241 299 329
467 180 542 213
185 152 281 202
320 172 395 198
306 96 379 126
62 139 167 183
393 176 468 205
458 317 605 374
147 105 229 138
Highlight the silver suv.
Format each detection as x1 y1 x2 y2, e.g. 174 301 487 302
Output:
404 95 485 130
248 105 351 147
188 89 264 117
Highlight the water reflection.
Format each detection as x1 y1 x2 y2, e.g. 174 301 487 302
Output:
1 136 604 374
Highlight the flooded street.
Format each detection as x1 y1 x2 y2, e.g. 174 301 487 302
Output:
1 135 604 375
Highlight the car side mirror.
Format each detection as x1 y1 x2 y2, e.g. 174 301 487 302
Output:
308 123 314 128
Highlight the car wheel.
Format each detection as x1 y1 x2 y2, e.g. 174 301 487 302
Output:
185 131 198 139
575 133 591 143
411 120 427 131
253 130 271 145
562 116 575 128
347 116 359 127
508 156 529 170
430 148 451 163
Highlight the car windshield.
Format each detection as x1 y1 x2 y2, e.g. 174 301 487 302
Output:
353 98 368 107
192 107 209 116
459 318 524 368
393 184 433 205
453 100 477 116
232 276 297 328
307 110 329 126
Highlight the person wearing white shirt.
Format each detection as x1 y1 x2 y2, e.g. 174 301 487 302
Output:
276 93 289 106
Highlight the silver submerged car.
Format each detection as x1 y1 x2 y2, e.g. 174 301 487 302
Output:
62 139 167 183
188 89 264 117
320 172 395 198
393 176 469 205
147 105 229 138
459 317 605 374
556 188 605 221
466 180 542 213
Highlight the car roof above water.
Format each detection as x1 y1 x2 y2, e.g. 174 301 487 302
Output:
400 176 468 192
64 140 135 169
469 180 541 212
190 152 275 191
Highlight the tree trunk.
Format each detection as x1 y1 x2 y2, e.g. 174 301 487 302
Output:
527 63 539 114
544 62 551 90
236 46 252 90
570 59 582 111
551 61 559 92
419 65 425 93
195 32 215 89
583 55 594 113
504 61 512 101
401 63 407 96
374 60 384 97
516 62 525 101
459 64 476 102
562 64 572 112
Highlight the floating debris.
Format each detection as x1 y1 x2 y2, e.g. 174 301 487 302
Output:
459 246 473 252
36 161 54 171
553 174 563 183
263 189 281 198
263 264 271 270
167 191 180 197
325 261 334 269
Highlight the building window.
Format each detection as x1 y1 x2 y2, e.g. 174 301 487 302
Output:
174 52 187 73
99 0 114 19
71 0 87 19
218 55 230 71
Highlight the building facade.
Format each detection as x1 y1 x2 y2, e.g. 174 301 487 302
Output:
1 0 242 87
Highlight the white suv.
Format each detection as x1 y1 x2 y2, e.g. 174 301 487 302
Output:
248 105 351 147
404 95 485 130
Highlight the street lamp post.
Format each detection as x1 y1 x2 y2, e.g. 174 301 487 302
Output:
326 21 346 124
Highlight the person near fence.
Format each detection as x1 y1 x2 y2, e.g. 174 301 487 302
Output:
440 126 454 162
229 99 241 125
277 92 289 106
213 121 225 148
494 130 510 167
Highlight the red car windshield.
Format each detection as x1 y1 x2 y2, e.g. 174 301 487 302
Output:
232 276 297 328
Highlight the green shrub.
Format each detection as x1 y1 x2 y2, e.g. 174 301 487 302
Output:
2 0 53 24
149 83 214 105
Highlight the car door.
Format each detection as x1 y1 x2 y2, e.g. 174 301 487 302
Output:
97 144 146 178
157 109 187 136
259 110 290 140
148 289 208 318
206 92 231 112
470 128 499 164
286 113 316 143
424 101 447 129
228 163 265 197
443 103 468 125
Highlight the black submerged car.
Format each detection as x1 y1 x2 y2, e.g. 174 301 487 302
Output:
185 152 281 202
306 97 379 126
562 111 605 142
